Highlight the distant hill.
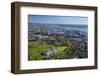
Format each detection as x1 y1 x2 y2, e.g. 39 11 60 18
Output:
29 23 87 28
28 23 88 32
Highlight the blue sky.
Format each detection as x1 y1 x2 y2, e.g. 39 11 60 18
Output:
28 15 88 25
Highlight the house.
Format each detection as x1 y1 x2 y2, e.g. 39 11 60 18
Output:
41 48 58 56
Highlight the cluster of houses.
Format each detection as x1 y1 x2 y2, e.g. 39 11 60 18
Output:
28 33 49 40
28 30 65 41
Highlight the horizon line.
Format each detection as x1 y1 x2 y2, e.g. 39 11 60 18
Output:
28 22 88 26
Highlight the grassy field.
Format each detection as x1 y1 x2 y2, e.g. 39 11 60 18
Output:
28 40 77 60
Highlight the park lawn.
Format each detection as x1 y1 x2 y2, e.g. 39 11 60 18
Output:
28 40 77 60
56 46 66 52
28 40 67 60
28 40 55 60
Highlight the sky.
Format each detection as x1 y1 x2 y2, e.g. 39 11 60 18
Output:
28 15 88 25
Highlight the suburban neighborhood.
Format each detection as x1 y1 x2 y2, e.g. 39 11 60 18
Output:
28 23 88 60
